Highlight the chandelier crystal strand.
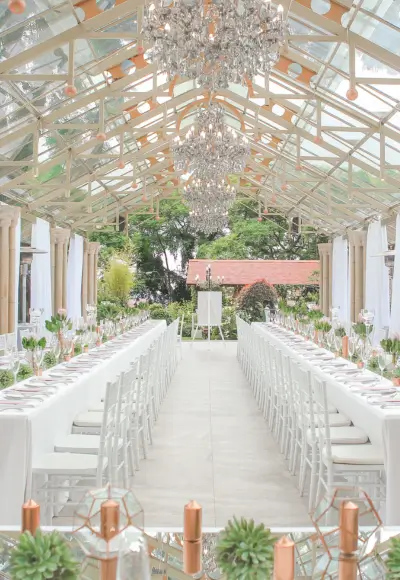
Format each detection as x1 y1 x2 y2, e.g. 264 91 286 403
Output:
172 103 249 177
183 177 236 234
143 0 288 90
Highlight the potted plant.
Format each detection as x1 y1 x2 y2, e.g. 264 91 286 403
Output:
22 336 46 376
43 351 58 370
392 368 400 386
0 369 14 389
386 535 400 578
45 310 72 350
9 529 79 580
216 517 275 579
17 364 33 382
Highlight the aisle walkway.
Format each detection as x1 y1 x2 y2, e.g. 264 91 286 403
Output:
134 342 308 527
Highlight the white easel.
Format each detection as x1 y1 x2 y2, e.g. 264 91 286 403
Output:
193 291 224 348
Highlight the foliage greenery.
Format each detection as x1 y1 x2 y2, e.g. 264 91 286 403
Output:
381 338 400 355
22 337 46 351
17 364 33 382
43 352 58 369
103 259 133 301
236 280 277 322
0 370 14 389
10 530 79 580
0 364 33 389
216 517 275 579
387 536 400 578
353 322 373 338
45 314 72 334
90 197 323 305
314 321 332 333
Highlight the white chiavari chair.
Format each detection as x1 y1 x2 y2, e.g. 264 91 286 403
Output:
313 376 385 509
32 377 120 524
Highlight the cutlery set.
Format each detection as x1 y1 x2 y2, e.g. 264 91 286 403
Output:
0 324 150 413
266 324 400 411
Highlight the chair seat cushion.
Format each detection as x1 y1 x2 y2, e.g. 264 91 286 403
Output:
308 426 368 445
322 444 384 465
33 453 107 474
73 411 103 427
55 434 101 454
89 403 105 412
327 413 351 427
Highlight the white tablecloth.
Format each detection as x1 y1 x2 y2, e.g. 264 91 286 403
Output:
252 322 400 525
0 320 166 525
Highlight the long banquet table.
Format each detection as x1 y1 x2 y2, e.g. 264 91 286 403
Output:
0 320 166 525
252 322 400 525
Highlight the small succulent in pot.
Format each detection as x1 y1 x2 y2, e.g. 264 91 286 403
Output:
216 517 275 579
10 529 79 580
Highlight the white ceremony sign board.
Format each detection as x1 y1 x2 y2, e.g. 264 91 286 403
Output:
197 291 222 326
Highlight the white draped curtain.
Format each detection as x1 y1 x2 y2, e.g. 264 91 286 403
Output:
67 234 83 320
365 220 390 345
389 214 400 337
331 236 350 331
31 218 52 323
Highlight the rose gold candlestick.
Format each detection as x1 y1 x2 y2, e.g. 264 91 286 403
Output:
183 500 202 575
22 499 40 535
100 499 119 580
342 336 349 359
274 536 295 580
338 500 359 580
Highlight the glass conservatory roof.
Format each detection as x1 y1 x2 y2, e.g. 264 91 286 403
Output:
0 0 399 238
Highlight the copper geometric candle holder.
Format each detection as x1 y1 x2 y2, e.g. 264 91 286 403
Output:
73 484 147 580
310 486 383 579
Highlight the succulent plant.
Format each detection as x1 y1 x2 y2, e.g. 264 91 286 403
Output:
387 536 400 578
216 517 275 579
0 369 14 389
17 364 33 381
43 351 58 369
10 530 79 580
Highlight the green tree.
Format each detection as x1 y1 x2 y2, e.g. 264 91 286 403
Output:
129 199 196 300
197 198 327 260
104 259 133 301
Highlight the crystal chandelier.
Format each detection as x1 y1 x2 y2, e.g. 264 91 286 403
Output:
142 0 287 90
183 176 235 233
172 103 249 178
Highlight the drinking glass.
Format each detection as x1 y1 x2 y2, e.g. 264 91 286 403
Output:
326 330 334 352
10 348 21 384
358 341 370 372
348 336 357 360
377 348 386 381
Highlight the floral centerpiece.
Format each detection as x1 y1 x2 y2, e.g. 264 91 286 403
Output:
45 309 72 352
21 335 47 376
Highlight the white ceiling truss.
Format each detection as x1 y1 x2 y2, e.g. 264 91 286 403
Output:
0 0 399 239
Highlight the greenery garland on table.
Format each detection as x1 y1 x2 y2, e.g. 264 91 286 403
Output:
10 530 79 580
216 517 275 579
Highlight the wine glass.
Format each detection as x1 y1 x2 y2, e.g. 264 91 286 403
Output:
326 330 334 352
377 347 386 381
333 334 342 357
33 347 44 375
6 347 21 385
348 336 357 360
358 341 371 373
